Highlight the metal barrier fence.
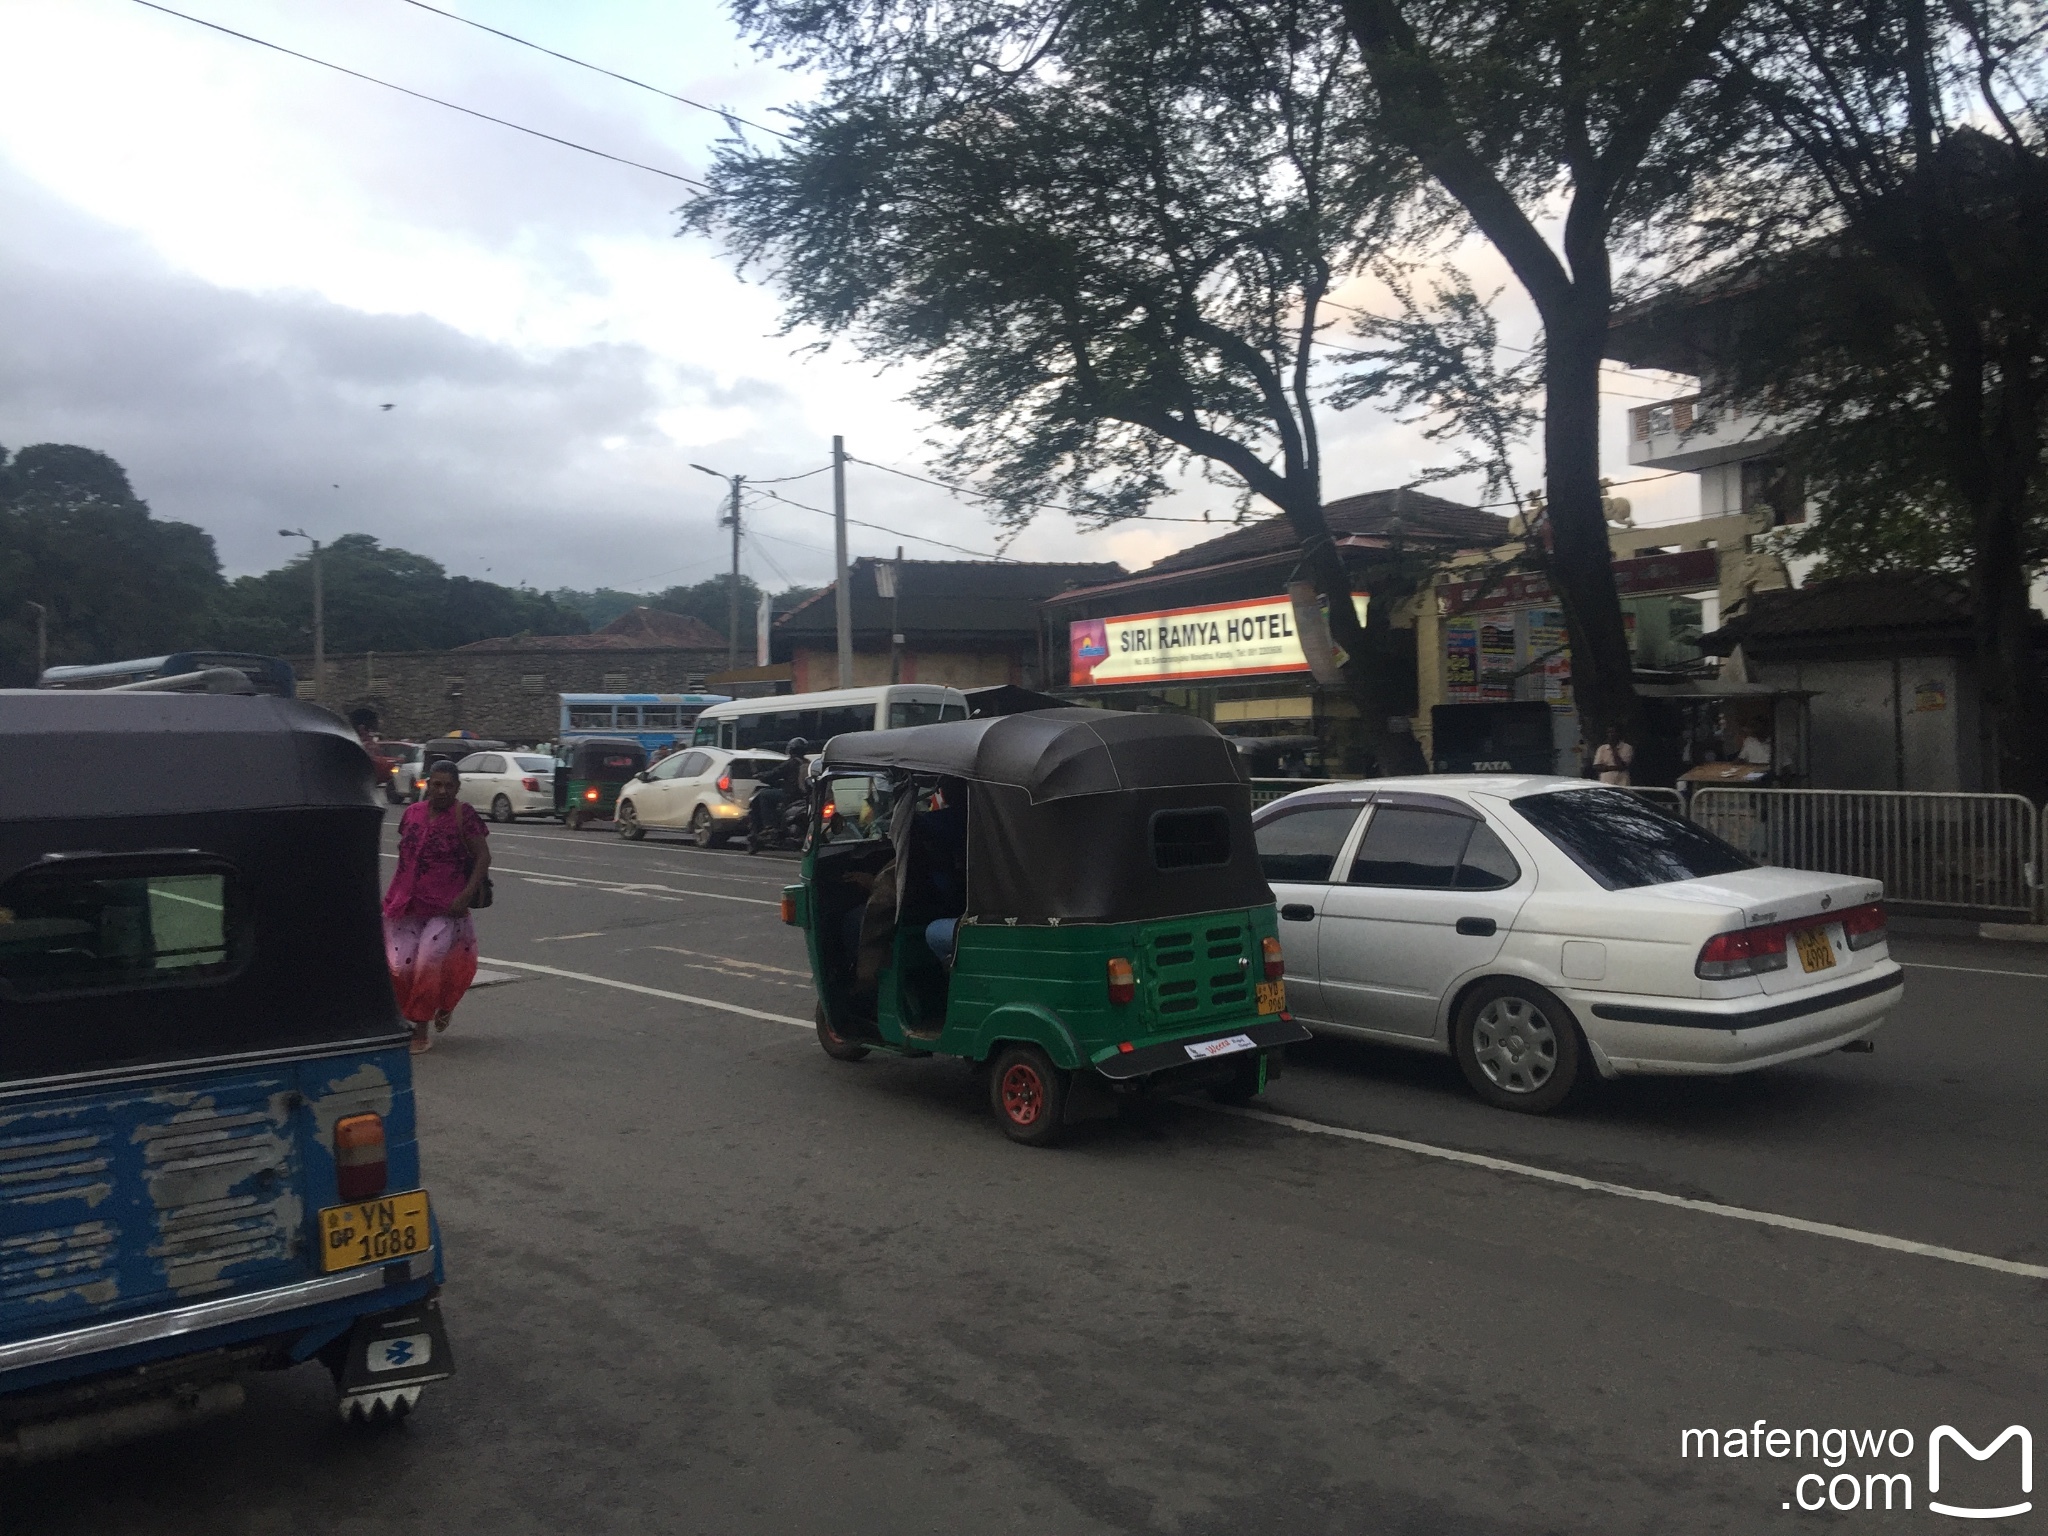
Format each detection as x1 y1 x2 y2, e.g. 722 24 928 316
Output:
1689 787 2042 921
1249 778 1335 809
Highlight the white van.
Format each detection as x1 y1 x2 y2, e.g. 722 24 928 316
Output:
688 685 970 752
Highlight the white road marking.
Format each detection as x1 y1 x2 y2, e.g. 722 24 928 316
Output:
471 952 2048 1283
534 932 605 942
490 865 778 907
1903 961 2048 981
647 945 809 977
1208 1104 2048 1282
480 958 811 1028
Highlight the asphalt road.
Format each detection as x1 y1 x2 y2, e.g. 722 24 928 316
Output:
7 818 2043 1535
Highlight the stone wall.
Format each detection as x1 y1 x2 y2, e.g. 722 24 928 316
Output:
292 646 728 745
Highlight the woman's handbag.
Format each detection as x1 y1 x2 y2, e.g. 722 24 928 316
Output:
470 873 495 910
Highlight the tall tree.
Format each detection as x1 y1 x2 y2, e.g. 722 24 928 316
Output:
1686 0 2048 798
212 533 588 654
689 0 1435 768
0 443 223 686
1339 0 1753 743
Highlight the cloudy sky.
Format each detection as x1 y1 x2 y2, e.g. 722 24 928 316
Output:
1 0 1698 595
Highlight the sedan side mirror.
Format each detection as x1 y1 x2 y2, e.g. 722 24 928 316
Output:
635 770 651 782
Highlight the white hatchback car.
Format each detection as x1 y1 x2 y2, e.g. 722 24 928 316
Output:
614 747 786 847
455 751 558 823
1254 776 1902 1113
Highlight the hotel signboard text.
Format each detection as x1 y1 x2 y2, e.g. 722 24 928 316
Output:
1070 594 1368 687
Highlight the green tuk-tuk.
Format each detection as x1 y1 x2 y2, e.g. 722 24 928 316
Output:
557 737 648 829
782 708 1310 1145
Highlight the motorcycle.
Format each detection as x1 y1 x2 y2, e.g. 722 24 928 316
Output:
746 785 809 853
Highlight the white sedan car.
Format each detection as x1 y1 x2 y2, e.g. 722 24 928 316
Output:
455 751 558 823
1254 776 1901 1113
614 747 786 847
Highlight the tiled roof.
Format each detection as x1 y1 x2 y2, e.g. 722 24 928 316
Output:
777 559 1125 638
1702 573 1973 653
1138 489 1509 576
456 606 727 652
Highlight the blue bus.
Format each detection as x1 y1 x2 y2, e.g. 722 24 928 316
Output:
559 693 729 754
39 652 297 697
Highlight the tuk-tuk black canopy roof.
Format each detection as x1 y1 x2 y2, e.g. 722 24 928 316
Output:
821 708 1247 804
0 692 376 819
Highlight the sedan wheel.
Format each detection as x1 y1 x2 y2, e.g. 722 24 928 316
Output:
617 800 646 841
691 807 716 849
490 794 515 824
1453 980 1583 1114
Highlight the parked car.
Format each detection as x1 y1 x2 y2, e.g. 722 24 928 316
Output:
379 741 424 805
1253 777 1901 1113
615 747 786 847
455 751 557 823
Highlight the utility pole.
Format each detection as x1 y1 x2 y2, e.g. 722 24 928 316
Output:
278 529 323 701
832 435 852 688
691 464 746 670
890 545 904 684
24 602 45 679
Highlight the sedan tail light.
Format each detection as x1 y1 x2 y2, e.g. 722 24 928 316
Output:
1106 957 1136 1005
1261 935 1284 979
333 1113 388 1201
1696 921 1792 979
717 773 732 794
1840 901 1887 950
521 776 540 792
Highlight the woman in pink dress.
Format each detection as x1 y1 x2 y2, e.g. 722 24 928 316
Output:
383 760 492 1053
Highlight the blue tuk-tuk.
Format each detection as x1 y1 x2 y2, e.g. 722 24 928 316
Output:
0 692 451 1460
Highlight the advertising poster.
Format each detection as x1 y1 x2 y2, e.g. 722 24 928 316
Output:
1479 618 1517 702
1444 618 1480 700
1529 609 1572 709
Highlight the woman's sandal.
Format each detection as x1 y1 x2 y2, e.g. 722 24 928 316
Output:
433 1010 452 1033
409 1022 433 1054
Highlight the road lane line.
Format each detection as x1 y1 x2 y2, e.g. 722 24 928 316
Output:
647 945 809 977
1903 961 2048 981
489 865 778 906
1208 1104 2048 1281
467 949 2046 1281
480 958 811 1028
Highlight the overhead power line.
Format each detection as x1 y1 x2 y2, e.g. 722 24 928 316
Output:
395 0 796 143
128 0 708 188
745 485 1009 560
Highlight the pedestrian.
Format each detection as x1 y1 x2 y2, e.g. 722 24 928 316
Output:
1592 724 1635 786
383 759 491 1053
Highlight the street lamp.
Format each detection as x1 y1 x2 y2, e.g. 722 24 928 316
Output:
691 463 745 671
279 529 324 702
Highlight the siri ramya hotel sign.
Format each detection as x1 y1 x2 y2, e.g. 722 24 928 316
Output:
1070 595 1368 687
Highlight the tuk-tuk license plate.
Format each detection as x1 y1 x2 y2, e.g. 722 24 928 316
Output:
1794 927 1837 973
1255 979 1286 1015
319 1191 431 1273
1185 1034 1257 1061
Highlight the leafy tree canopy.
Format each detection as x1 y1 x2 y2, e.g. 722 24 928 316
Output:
0 442 223 686
212 533 590 655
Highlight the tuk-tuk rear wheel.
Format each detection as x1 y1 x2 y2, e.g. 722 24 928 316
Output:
989 1044 1069 1147
816 1003 869 1062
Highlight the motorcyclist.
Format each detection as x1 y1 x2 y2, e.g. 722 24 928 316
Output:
747 737 810 854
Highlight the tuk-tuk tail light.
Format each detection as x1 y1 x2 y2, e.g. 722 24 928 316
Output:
1262 936 1284 979
1107 957 1136 1005
333 1112 388 1201
584 787 599 801
779 894 796 926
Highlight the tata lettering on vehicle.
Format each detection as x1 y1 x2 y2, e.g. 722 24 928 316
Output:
0 692 451 1460
1069 595 1369 686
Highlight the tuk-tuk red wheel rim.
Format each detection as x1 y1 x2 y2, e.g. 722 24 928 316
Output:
1000 1062 1045 1126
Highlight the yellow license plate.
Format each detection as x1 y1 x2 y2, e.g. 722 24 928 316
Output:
1794 927 1836 973
1255 978 1286 1015
319 1191 431 1273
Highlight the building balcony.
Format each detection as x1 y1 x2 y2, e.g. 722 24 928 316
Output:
1628 394 1786 472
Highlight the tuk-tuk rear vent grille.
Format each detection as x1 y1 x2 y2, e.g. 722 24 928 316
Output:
1156 949 1195 967
1158 979 1197 997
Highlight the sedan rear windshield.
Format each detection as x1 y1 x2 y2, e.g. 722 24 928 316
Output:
1511 788 1754 889
515 755 555 772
